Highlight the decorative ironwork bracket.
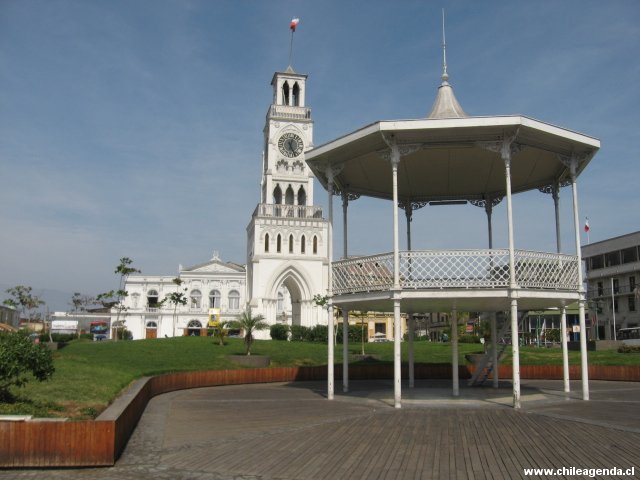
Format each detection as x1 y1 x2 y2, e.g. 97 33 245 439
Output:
469 196 503 209
477 132 522 165
398 200 428 222
379 133 422 164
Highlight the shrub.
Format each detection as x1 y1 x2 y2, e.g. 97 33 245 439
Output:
458 334 481 344
309 325 328 343
544 328 561 343
39 333 76 343
0 330 55 401
115 329 133 340
618 344 640 353
270 323 290 341
290 325 309 341
336 324 363 344
289 325 328 342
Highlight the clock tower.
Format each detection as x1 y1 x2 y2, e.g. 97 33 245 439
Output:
246 68 329 332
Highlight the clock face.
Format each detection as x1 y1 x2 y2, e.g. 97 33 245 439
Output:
278 133 304 158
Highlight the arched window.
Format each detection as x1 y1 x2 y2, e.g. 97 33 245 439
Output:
277 292 284 313
289 234 294 253
301 235 306 254
264 233 270 252
187 320 202 336
277 234 282 253
147 290 159 308
313 236 318 254
228 290 240 310
146 321 157 329
273 185 282 204
209 290 221 308
297 186 306 206
282 81 290 105
190 290 202 309
292 82 300 106
285 186 294 205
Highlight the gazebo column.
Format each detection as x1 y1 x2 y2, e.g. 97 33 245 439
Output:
451 307 459 397
399 200 425 390
408 313 415 388
491 313 499 388
501 136 521 409
326 167 336 401
565 155 590 401
541 181 571 392
471 196 503 389
561 306 570 392
486 202 500 389
390 146 402 409
341 192 349 393
342 309 349 393
405 203 413 252
554 183 571 393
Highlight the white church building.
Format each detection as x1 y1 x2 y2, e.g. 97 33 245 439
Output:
119 68 330 340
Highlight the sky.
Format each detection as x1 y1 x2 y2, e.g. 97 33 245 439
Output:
1 0 639 312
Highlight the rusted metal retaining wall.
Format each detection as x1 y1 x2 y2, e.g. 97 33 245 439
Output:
1 364 639 468
0 420 114 468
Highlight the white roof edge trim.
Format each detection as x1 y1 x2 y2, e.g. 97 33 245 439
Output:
306 122 381 160
306 115 600 161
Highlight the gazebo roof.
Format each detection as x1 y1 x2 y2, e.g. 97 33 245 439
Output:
306 115 600 202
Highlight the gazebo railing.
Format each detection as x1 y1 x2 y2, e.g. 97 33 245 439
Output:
332 249 579 295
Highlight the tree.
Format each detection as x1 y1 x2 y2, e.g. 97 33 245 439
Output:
163 278 187 336
229 308 269 356
97 257 140 342
0 330 55 401
211 321 229 346
352 310 368 355
313 294 341 346
69 292 96 312
3 285 45 328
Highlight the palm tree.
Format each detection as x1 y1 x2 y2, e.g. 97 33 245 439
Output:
230 308 269 356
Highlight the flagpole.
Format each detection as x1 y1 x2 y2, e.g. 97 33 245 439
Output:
288 18 299 69
288 28 294 68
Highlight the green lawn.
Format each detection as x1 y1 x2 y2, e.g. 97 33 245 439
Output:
1 337 638 419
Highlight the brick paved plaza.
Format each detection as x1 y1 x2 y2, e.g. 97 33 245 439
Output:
2 379 639 479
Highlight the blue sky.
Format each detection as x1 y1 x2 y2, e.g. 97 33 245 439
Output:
1 1 639 311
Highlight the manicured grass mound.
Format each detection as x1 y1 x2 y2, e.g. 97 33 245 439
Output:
1 336 637 419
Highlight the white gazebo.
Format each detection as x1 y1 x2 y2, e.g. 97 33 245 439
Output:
305 59 600 409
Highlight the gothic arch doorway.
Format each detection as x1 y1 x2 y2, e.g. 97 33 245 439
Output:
268 264 313 328
281 275 303 326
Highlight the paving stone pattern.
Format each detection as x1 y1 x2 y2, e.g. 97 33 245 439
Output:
2 380 639 479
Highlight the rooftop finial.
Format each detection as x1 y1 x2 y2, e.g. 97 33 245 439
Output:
441 9 449 84
427 9 466 119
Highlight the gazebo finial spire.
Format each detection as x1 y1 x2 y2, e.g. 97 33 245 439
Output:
427 9 466 119
441 8 449 84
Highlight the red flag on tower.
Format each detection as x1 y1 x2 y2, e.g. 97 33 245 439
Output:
290 18 300 32
584 217 590 233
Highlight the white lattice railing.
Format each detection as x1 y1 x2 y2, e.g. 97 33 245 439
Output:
332 249 579 295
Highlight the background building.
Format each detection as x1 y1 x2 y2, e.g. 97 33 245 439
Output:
583 231 640 340
120 252 247 340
